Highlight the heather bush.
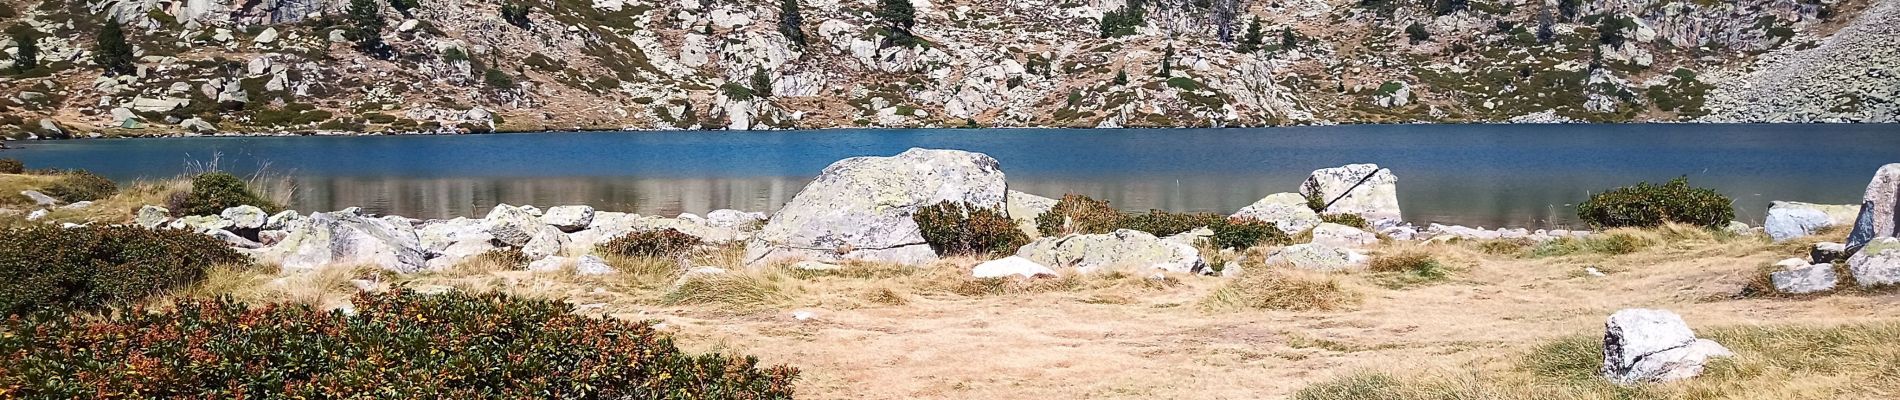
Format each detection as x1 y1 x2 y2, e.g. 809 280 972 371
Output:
1035 194 1123 236
40 170 117 202
174 172 280 216
1319 213 1370 230
0 225 249 315
0 158 21 174
0 290 799 398
598 228 702 258
1120 209 1226 237
913 201 1028 257
1209 217 1290 250
1576 177 1733 228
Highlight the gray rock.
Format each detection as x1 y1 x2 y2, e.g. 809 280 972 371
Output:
705 209 767 229
1016 229 1208 274
179 117 216 133
1231 192 1321 233
60 201 92 210
1847 238 1900 287
1763 201 1857 242
170 215 233 232
744 148 1007 266
1300 164 1401 224
1848 164 1900 252
540 205 595 232
417 217 498 270
1600 308 1734 385
1309 222 1378 248
220 205 269 229
1812 242 1847 264
573 254 615 275
208 229 264 249
971 256 1057 278
25 209 48 221
255 27 279 44
1005 190 1057 237
20 190 59 206
1771 263 1839 294
485 204 568 260
265 210 302 230
250 210 429 273
136 205 172 228
1264 243 1369 271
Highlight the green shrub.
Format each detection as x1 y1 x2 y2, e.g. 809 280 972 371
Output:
1367 252 1450 287
1319 213 1369 230
1035 194 1123 237
0 290 799 398
1576 177 1733 228
174 172 280 216
40 170 117 202
0 225 249 315
1209 217 1290 250
912 201 1028 257
598 228 702 258
1119 209 1225 237
0 158 21 174
1529 233 1650 257
483 68 517 89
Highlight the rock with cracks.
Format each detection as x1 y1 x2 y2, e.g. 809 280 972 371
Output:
744 148 1008 266
1232 192 1321 233
1300 164 1401 225
1600 308 1734 385
248 210 430 273
1848 164 1900 252
1016 229 1208 274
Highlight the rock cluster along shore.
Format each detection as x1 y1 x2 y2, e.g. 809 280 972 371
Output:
1765 163 1900 294
107 148 1620 278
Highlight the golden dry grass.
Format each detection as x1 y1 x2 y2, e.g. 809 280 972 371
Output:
176 225 1900 399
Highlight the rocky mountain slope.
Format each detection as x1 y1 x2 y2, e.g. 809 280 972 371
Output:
0 0 1892 137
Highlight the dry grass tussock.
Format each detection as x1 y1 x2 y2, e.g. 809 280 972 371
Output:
167 224 1899 399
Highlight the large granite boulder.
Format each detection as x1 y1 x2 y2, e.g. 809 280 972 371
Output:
1600 309 1733 385
1299 164 1400 224
1232 192 1321 233
1005 190 1057 237
1847 237 1900 287
1016 229 1208 274
539 205 596 232
1847 164 1900 252
484 204 568 260
1771 263 1839 294
250 210 429 273
1309 222 1379 248
744 148 1008 266
417 217 498 270
1264 243 1369 271
1763 201 1858 242
221 205 269 230
136 205 172 229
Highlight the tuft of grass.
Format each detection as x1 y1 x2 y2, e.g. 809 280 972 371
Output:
663 271 793 310
863 285 909 305
1202 269 1361 312
1366 251 1451 288
1473 238 1535 256
1529 232 1651 258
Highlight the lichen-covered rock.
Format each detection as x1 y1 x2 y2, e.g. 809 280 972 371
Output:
1005 190 1057 237
1231 192 1320 233
1264 243 1369 271
1601 309 1733 385
169 215 233 232
418 217 497 270
1848 164 1900 251
1309 222 1378 248
136 205 172 229
1300 164 1400 224
20 190 59 206
704 209 768 229
484 204 568 260
1763 201 1858 242
972 255 1057 278
265 210 302 230
220 205 269 230
1771 263 1839 294
1847 237 1900 287
540 205 596 232
744 148 1008 266
1016 229 1207 274
250 210 429 273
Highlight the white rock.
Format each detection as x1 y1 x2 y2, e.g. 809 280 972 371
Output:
540 205 596 232
1005 190 1057 237
744 149 1007 266
791 260 842 270
971 256 1056 278
1846 238 1900 287
485 204 568 260
1848 164 1900 251
1300 164 1401 224
1016 229 1208 274
20 190 58 206
574 255 616 275
250 210 429 273
1600 309 1733 385
220 205 269 229
1771 263 1839 294
705 209 766 229
255 27 279 44
1265 243 1369 271
1309 222 1379 248
136 205 172 228
1763 201 1858 242
1232 192 1321 234
25 209 48 221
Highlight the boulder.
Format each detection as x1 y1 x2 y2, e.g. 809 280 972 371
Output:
1162 227 1213 246
744 148 1008 266
1600 309 1733 385
1847 237 1900 287
1763 201 1858 242
971 256 1057 278
220 205 268 230
417 218 497 270
540 205 596 232
170 215 233 232
25 209 47 221
1299 164 1401 224
1309 222 1379 248
1005 190 1057 237
60 201 92 210
1015 229 1208 274
250 211 429 273
1770 263 1839 294
1811 242 1847 264
136 205 171 228
265 210 302 230
705 209 767 229
1847 164 1900 252
1265 243 1369 271
485 204 568 260
20 190 58 206
1231 192 1321 233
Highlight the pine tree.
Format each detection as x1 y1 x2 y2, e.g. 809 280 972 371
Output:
1281 27 1298 49
877 0 917 47
9 26 36 73
348 0 388 56
750 67 773 98
779 0 807 49
1236 17 1263 53
1156 43 1174 77
1113 68 1128 86
92 21 135 76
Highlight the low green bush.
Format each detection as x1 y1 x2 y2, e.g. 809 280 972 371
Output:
174 172 280 216
1319 213 1369 230
598 228 702 258
40 170 117 202
0 225 249 315
912 201 1028 257
0 290 799 398
0 158 21 174
1576 177 1733 228
1209 217 1290 250
1035 194 1124 237
1119 209 1225 237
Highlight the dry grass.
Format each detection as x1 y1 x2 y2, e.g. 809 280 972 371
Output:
1202 268 1362 311
0 173 62 207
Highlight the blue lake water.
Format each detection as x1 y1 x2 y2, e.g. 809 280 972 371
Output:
5 124 1898 228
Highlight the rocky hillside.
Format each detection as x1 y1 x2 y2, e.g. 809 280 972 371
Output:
0 0 1892 137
